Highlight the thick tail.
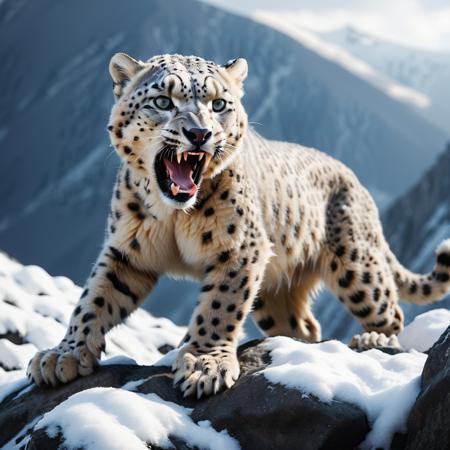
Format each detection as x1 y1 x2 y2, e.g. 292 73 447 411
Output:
385 239 450 304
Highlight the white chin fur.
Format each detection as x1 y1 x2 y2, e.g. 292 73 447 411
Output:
159 190 198 210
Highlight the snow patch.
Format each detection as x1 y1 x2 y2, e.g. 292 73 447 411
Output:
261 308 450 448
398 308 450 352
262 338 426 449
0 369 28 403
0 339 36 370
35 388 240 450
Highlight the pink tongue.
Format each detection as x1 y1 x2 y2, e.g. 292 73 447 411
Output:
164 159 195 190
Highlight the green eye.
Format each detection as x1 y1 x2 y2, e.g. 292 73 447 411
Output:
154 95 174 110
212 98 226 113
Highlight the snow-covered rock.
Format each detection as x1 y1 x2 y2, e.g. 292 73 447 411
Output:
1 253 449 449
398 309 450 352
34 389 239 450
263 337 426 450
1 347 369 450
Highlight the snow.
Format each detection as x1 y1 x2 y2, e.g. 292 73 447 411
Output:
0 369 28 404
0 339 36 370
262 338 426 449
35 388 240 450
398 308 450 352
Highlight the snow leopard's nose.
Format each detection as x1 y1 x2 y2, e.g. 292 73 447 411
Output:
182 127 212 147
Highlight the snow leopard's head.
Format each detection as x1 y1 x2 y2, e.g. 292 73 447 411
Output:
108 53 248 210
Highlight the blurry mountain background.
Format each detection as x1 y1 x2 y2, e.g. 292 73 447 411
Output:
320 26 450 133
0 0 448 340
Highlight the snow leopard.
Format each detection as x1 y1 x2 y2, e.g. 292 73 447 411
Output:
28 53 450 398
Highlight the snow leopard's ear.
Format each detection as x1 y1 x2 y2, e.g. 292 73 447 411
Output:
109 53 144 98
223 58 248 95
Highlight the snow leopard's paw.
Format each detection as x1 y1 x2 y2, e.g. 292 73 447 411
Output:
172 345 240 398
349 331 401 352
27 344 97 387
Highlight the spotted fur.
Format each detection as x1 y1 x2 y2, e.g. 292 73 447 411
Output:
28 53 450 397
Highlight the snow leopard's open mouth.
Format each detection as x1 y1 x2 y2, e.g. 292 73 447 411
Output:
155 150 212 203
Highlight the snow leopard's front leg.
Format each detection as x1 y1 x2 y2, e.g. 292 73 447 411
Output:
173 241 270 398
27 244 157 386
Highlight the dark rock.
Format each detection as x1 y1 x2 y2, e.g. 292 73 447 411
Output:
26 430 70 450
1 340 369 450
27 428 194 450
0 331 27 371
157 343 175 354
0 331 26 346
192 375 368 450
420 325 450 390
390 431 408 450
237 338 271 373
404 325 450 450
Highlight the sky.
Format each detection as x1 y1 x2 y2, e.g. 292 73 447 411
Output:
202 0 450 52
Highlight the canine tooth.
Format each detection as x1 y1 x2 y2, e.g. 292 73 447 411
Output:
171 183 180 195
177 152 182 164
198 153 204 161
183 151 188 161
204 153 212 166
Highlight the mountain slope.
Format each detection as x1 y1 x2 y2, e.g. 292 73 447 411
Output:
315 144 450 340
0 0 447 327
321 26 450 133
382 144 450 323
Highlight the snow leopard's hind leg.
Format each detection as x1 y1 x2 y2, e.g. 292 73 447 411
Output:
320 186 404 351
252 270 322 342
